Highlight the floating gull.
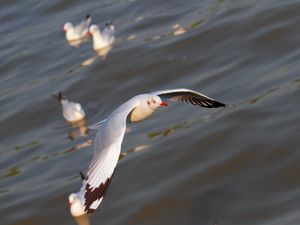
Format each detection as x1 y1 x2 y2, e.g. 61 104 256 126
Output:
88 22 115 51
53 92 86 123
64 15 92 42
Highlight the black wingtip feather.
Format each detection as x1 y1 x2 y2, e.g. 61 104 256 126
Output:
84 176 113 214
86 14 91 20
79 171 86 180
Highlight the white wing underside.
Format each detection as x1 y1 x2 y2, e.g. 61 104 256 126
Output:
83 120 126 213
88 119 107 130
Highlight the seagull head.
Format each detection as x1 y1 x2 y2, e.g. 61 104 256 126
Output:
68 193 78 207
68 193 86 217
63 23 72 32
88 24 99 37
145 95 168 110
128 95 168 122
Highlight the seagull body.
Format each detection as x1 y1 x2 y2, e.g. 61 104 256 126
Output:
89 22 115 50
54 92 85 123
69 172 87 217
69 192 85 217
64 15 92 41
69 88 229 215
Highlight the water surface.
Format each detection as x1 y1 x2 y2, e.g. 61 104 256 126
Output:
1 0 300 225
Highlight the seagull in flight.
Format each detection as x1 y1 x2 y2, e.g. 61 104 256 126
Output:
53 92 86 123
69 88 230 215
64 15 92 41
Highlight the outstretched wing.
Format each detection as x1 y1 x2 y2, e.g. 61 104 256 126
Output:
151 88 230 108
83 121 125 214
88 119 107 130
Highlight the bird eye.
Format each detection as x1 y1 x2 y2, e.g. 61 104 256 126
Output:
147 100 150 105
152 100 156 104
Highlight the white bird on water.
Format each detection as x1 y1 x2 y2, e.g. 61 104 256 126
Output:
68 88 229 216
53 92 85 123
88 22 115 50
64 15 92 41
69 172 87 217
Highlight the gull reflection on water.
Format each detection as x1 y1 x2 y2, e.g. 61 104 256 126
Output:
72 214 90 225
80 46 112 68
67 119 89 141
119 144 150 160
95 46 112 60
67 39 83 48
66 36 90 48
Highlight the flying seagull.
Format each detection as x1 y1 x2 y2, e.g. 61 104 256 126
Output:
69 88 229 215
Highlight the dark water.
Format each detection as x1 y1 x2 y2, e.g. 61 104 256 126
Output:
1 0 300 224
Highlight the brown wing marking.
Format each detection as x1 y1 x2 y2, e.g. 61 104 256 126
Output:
84 171 114 214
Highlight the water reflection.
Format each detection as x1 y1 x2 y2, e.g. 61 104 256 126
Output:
63 139 93 155
14 141 40 151
67 39 84 48
67 119 89 141
72 214 90 225
172 24 187 36
66 36 90 48
37 139 92 162
119 144 150 160
81 56 97 67
212 220 219 225
0 140 40 156
95 46 112 60
148 121 191 138
143 18 206 44
249 88 278 104
293 78 300 87
79 45 112 68
0 156 40 180
0 189 9 194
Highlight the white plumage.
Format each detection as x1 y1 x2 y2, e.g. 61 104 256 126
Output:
68 88 229 215
88 22 115 50
64 15 92 41
54 92 85 123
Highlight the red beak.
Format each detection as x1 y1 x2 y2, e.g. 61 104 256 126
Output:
88 31 92 37
160 101 168 106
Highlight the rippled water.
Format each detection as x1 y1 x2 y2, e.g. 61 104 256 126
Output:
1 0 300 224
